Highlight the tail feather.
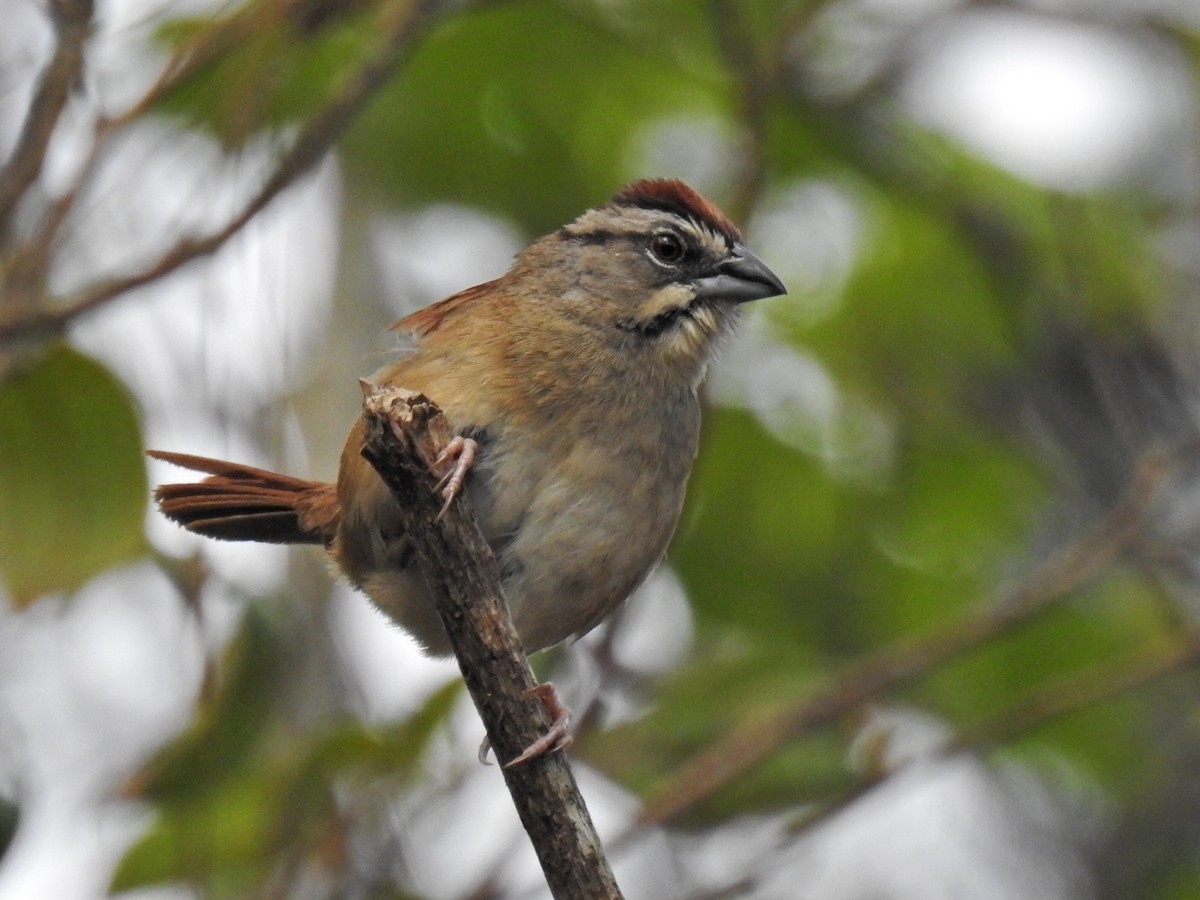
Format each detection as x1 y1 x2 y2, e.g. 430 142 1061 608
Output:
148 450 339 546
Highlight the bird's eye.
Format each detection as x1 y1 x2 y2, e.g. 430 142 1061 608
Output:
648 231 686 267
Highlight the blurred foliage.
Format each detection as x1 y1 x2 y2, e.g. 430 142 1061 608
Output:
0 797 16 867
153 0 382 146
4 0 1200 896
114 607 459 895
344 0 729 230
0 346 147 605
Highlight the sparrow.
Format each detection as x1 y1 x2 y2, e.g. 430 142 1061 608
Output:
151 179 785 755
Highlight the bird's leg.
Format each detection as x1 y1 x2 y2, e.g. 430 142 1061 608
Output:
433 435 478 519
504 682 573 769
475 683 574 767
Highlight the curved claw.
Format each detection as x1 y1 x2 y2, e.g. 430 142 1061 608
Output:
433 435 478 520
503 682 573 769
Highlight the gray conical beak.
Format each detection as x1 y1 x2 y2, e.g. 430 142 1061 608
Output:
693 243 787 304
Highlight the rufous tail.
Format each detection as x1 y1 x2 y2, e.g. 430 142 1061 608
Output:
148 450 339 545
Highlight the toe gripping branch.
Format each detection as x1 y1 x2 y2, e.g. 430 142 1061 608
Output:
358 384 618 896
357 384 583 774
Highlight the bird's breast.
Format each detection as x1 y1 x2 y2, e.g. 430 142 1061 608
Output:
465 390 702 651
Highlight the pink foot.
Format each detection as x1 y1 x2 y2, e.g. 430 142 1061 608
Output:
504 682 574 769
433 435 478 519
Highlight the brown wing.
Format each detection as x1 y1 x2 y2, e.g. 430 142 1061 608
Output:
390 279 500 338
148 450 339 545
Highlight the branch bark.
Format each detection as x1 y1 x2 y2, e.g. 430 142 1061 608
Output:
358 384 623 900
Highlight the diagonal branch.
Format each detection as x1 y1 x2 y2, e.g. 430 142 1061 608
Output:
358 384 622 900
0 0 444 346
675 625 1200 900
638 449 1175 825
784 627 1200 840
0 0 95 251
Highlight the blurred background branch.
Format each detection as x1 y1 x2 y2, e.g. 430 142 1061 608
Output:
0 0 454 345
636 446 1181 825
0 0 93 247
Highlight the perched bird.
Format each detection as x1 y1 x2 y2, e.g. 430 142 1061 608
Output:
151 179 785 752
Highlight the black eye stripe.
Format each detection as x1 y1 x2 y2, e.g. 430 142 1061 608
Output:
556 227 623 245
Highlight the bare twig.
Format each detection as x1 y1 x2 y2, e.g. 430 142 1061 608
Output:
638 450 1174 825
1 0 327 308
358 384 622 900
2 113 110 311
0 0 445 346
0 0 94 252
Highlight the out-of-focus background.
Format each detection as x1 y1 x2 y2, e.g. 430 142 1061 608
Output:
2 0 1200 897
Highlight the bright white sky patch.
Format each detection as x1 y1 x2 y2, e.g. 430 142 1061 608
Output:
902 10 1185 190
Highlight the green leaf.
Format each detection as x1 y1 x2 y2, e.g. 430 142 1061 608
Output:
0 345 147 606
675 406 883 649
344 0 728 232
152 2 378 147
